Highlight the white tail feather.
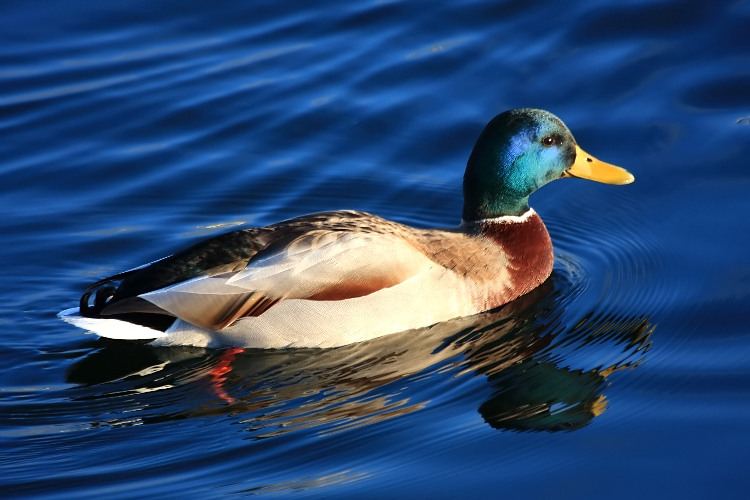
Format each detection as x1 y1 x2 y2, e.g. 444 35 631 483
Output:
58 307 166 340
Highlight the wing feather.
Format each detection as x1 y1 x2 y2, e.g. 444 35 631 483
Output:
136 231 431 330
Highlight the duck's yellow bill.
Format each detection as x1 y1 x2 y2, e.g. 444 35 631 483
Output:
563 145 634 185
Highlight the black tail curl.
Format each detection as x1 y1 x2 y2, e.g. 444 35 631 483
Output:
79 282 176 332
80 284 117 318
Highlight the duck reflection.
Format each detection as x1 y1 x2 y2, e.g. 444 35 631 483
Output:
66 276 653 434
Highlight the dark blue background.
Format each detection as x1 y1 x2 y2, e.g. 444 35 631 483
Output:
2 1 749 498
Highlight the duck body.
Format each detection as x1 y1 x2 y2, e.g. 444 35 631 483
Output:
61 209 552 348
60 108 633 348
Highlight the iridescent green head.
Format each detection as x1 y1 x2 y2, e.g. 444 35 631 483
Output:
462 108 633 220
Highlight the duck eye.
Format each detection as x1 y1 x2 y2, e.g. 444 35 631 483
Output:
541 136 556 147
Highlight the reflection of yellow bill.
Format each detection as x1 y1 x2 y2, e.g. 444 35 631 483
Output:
564 145 634 185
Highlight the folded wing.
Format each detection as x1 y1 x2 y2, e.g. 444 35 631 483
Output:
106 230 432 330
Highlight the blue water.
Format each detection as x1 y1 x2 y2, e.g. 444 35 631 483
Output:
2 0 750 497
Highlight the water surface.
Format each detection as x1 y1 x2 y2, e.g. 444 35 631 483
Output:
2 1 750 498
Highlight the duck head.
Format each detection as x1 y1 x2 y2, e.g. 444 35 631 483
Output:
462 108 633 220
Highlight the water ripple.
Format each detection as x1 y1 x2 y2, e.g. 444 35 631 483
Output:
2 0 747 496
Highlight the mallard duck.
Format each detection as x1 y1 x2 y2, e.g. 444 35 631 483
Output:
59 108 633 348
